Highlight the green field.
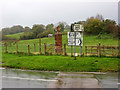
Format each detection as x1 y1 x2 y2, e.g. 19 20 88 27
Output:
5 32 24 39
1 53 119 72
2 33 118 54
1 33 119 72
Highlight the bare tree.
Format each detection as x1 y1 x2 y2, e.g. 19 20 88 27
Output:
95 14 104 21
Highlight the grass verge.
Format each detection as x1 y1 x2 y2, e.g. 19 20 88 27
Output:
1 53 119 72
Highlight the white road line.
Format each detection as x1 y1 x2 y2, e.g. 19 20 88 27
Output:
117 83 120 84
2 76 57 82
0 67 5 69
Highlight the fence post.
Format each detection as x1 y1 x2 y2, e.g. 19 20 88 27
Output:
80 46 82 57
64 44 67 56
71 46 73 57
39 38 41 53
85 46 87 56
91 46 92 54
112 46 114 56
34 44 36 52
16 43 18 53
44 43 46 55
103 45 105 55
28 45 30 55
5 44 8 53
98 42 101 57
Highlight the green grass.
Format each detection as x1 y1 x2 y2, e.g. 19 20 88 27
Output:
1 53 119 72
2 33 118 54
5 32 24 39
1 33 119 72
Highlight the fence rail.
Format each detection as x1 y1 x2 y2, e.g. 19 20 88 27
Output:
85 43 119 57
2 40 119 57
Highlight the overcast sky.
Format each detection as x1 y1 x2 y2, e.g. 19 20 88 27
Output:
0 0 119 30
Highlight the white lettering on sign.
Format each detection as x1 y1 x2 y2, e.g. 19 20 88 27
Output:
68 32 83 46
74 24 84 31
68 38 83 46
68 32 82 39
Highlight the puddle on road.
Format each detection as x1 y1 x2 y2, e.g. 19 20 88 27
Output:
2 68 119 88
48 72 101 88
94 72 118 88
2 68 58 88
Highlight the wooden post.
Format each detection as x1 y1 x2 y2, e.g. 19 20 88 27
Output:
28 45 30 55
39 38 41 53
98 42 101 57
64 44 67 56
71 46 73 57
85 46 87 56
34 44 36 52
103 45 105 55
5 44 8 53
112 46 114 56
91 47 92 54
80 46 82 57
16 44 18 53
44 43 46 55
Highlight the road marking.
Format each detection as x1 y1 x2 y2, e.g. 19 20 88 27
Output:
0 67 5 69
2 76 57 82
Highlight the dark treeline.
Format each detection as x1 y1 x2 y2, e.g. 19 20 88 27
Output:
20 22 70 40
2 25 24 35
1 14 120 40
1 22 70 40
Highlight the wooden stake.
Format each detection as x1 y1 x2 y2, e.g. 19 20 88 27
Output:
103 45 105 55
64 44 67 56
112 46 114 56
71 46 73 57
80 46 82 57
44 43 46 55
39 38 41 53
98 42 101 57
5 45 8 53
85 46 87 56
34 44 36 52
28 45 30 55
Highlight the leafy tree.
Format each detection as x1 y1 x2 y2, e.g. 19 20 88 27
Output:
46 24 54 33
38 24 55 38
84 17 102 34
10 25 24 34
32 24 45 38
104 19 116 34
65 24 70 30
56 22 67 32
113 25 120 38
24 26 31 34
76 21 86 24
2 28 10 35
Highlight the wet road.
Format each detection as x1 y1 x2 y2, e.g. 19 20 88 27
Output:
2 68 119 88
